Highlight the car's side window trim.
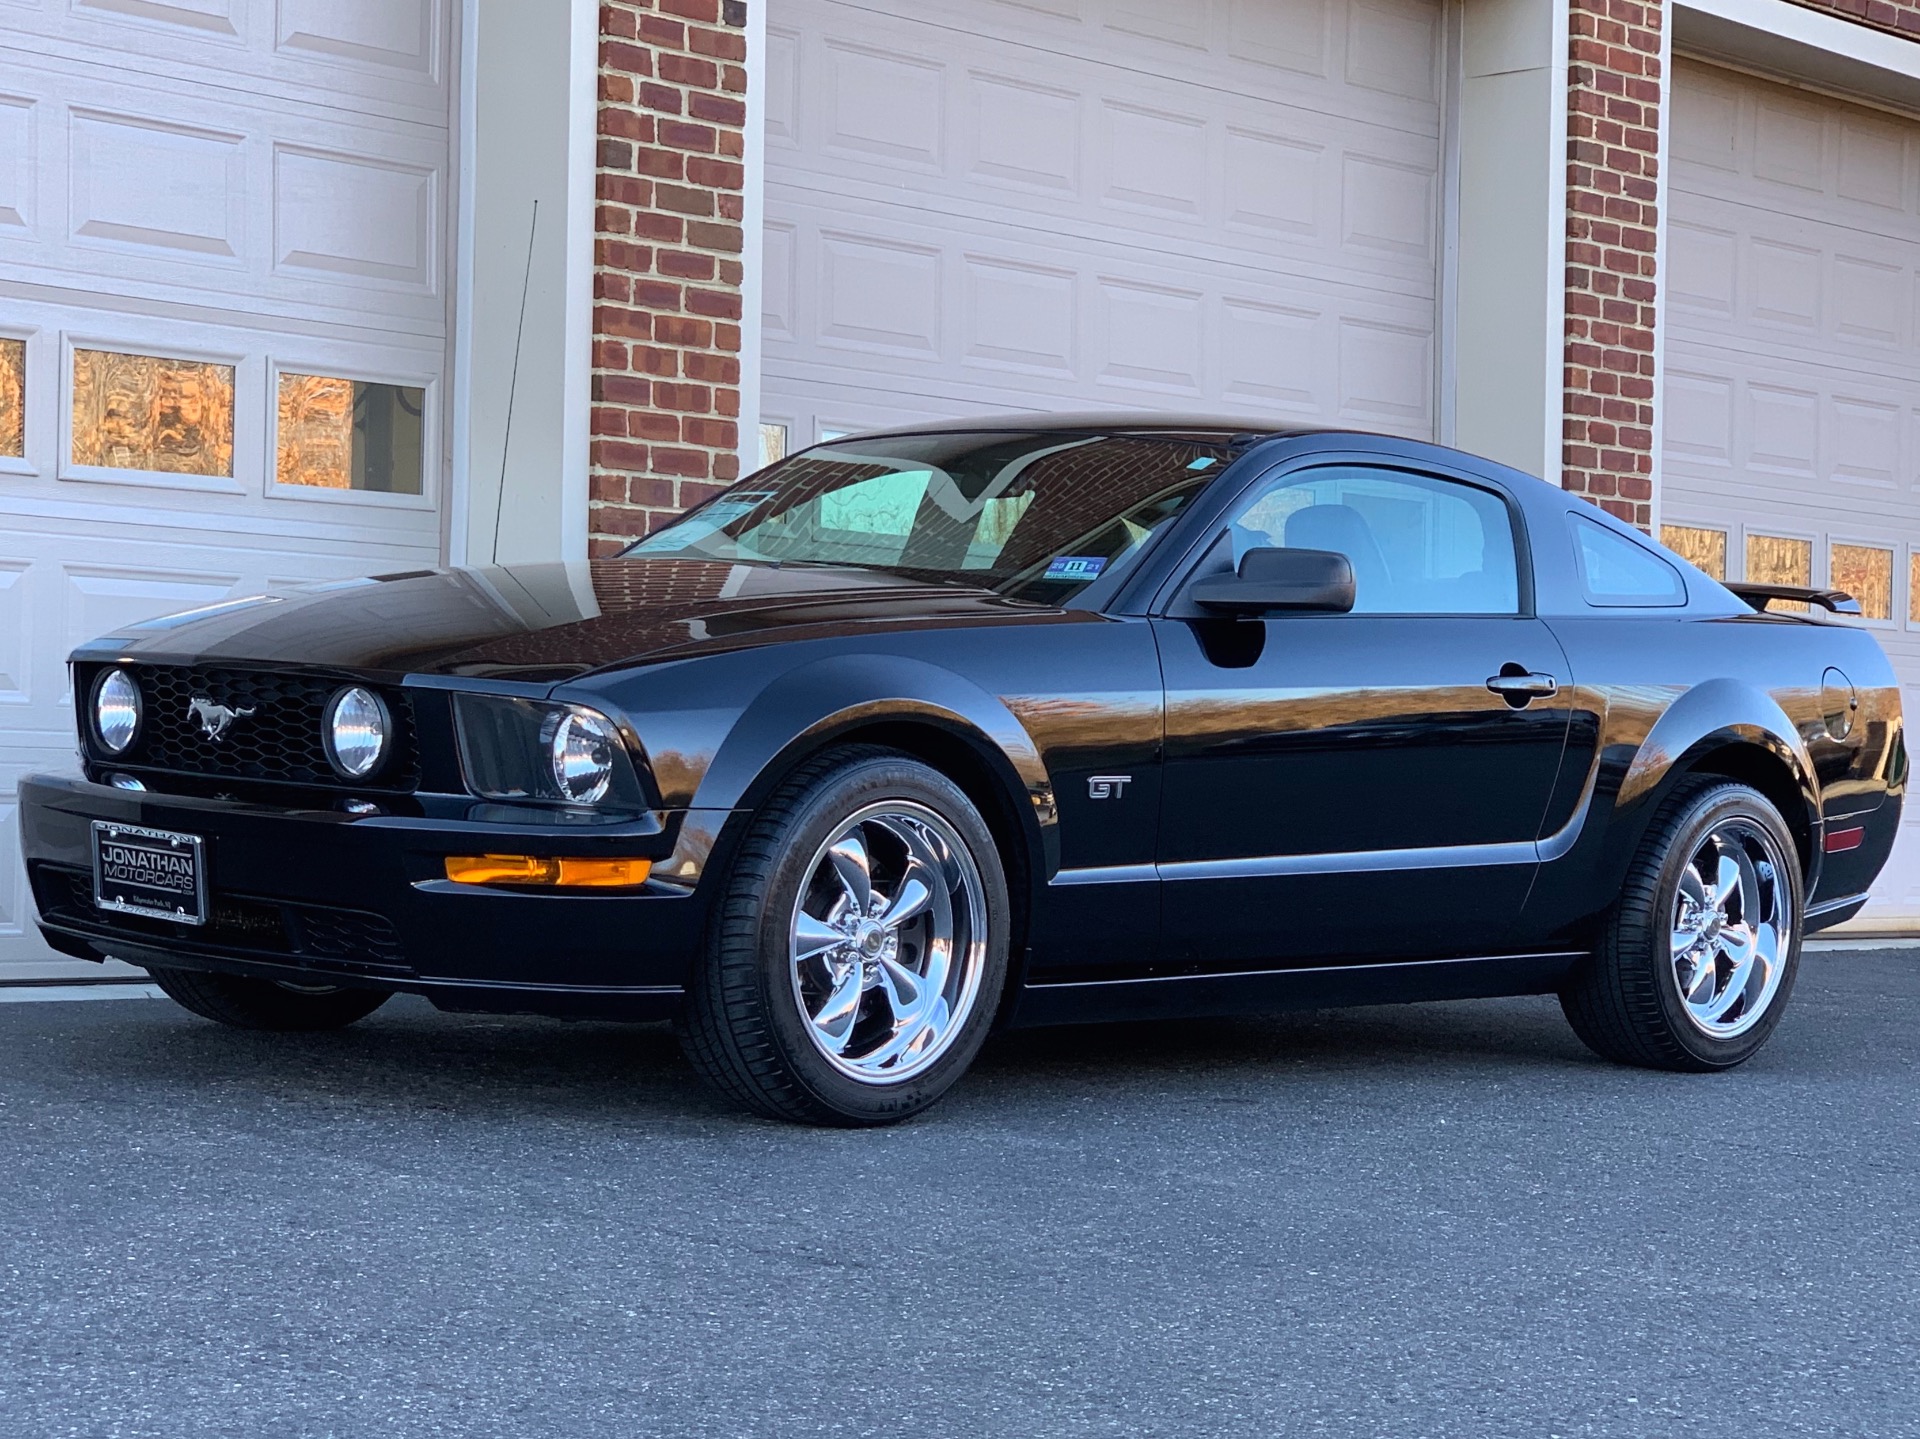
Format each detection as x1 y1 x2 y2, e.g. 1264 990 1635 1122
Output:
1142 454 1537 620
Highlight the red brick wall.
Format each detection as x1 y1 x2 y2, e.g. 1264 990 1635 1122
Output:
1563 0 1664 530
1789 0 1920 37
592 0 750 557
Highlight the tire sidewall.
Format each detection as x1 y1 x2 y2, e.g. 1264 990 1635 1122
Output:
740 755 1010 1123
1636 784 1805 1067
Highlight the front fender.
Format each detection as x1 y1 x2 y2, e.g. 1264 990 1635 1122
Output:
692 653 1058 874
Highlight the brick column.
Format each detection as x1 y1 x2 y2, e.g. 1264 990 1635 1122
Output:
1561 0 1665 531
591 0 750 556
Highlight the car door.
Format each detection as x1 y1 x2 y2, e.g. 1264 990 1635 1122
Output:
1153 459 1575 969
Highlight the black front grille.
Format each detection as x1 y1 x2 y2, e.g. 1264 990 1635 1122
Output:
36 864 412 979
89 665 420 791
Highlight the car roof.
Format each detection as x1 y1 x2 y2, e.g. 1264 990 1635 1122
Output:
841 411 1333 442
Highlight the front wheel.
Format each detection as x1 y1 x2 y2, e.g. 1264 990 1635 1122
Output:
679 746 1010 1126
147 966 392 1031
1561 779 1803 1071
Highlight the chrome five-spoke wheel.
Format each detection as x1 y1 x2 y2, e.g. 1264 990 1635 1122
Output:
1561 779 1804 1071
681 746 1010 1124
789 801 988 1084
1670 820 1792 1039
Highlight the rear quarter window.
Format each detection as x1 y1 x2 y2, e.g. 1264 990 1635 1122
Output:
1572 516 1686 608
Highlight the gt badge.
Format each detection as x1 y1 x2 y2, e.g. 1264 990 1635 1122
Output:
188 697 256 743
1088 775 1132 800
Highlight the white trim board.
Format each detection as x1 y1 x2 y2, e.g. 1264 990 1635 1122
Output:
1676 0 1920 110
449 0 597 567
1451 0 1571 486
1647 0 1677 533
737 0 768 480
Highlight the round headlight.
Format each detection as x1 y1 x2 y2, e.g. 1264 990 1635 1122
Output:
547 707 618 805
324 686 390 780
94 669 142 754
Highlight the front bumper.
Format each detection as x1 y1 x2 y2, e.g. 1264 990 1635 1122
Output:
20 774 737 1018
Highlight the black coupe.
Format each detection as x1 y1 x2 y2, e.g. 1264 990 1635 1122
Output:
20 419 1904 1124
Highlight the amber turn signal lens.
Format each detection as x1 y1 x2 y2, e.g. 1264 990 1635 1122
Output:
444 855 652 888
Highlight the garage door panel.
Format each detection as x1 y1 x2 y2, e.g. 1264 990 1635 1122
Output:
1671 205 1919 362
772 1 1440 292
770 181 1435 438
1672 63 1920 231
767 0 1439 448
0 54 448 335
939 0 1442 127
1666 345 1918 496
1 0 449 126
1669 65 1920 929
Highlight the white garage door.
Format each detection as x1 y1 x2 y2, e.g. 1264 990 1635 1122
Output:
0 2 456 979
760 0 1444 454
1663 59 1920 931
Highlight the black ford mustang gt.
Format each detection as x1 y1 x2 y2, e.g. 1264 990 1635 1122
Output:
20 418 1905 1124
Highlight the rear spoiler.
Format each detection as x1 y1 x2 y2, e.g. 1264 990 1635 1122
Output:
1725 582 1861 616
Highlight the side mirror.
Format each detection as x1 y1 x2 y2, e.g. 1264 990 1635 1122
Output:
1188 546 1355 616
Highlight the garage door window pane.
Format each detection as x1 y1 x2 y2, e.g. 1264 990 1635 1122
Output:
1830 543 1892 621
277 374 426 495
0 338 22 459
71 348 234 477
1746 534 1811 612
1661 524 1726 580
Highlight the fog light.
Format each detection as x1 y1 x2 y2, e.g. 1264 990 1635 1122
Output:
444 855 652 888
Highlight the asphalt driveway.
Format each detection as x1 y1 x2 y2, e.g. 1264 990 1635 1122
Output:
2 949 1916 1439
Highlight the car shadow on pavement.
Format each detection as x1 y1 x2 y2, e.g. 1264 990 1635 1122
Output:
19 948 1899 1126
13 987 1626 1132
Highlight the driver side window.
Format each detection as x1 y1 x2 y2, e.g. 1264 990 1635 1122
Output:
1227 465 1520 616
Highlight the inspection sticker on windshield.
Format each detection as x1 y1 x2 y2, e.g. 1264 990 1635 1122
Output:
1044 556 1107 582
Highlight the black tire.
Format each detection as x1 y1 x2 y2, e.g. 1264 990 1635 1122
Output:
678 745 1011 1126
1561 778 1804 1072
147 966 392 1032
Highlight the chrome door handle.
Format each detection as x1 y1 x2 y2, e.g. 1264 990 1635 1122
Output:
1486 671 1560 700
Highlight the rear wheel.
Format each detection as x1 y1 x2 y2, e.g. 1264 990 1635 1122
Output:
147 967 392 1031
1561 779 1803 1071
679 746 1010 1126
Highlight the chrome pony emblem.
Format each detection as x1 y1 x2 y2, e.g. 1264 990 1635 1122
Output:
1088 775 1133 801
187 696 256 743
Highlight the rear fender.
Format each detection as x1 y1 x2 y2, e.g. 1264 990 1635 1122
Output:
1607 677 1820 885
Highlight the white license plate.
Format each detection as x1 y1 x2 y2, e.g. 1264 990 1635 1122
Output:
92 821 208 926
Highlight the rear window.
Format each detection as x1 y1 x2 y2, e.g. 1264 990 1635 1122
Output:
1572 517 1686 608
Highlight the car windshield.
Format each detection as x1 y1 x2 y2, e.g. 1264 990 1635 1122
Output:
622 430 1236 604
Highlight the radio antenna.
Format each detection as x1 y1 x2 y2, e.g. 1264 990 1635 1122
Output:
491 198 539 566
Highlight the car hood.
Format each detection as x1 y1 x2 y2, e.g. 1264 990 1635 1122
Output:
74 558 1072 682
